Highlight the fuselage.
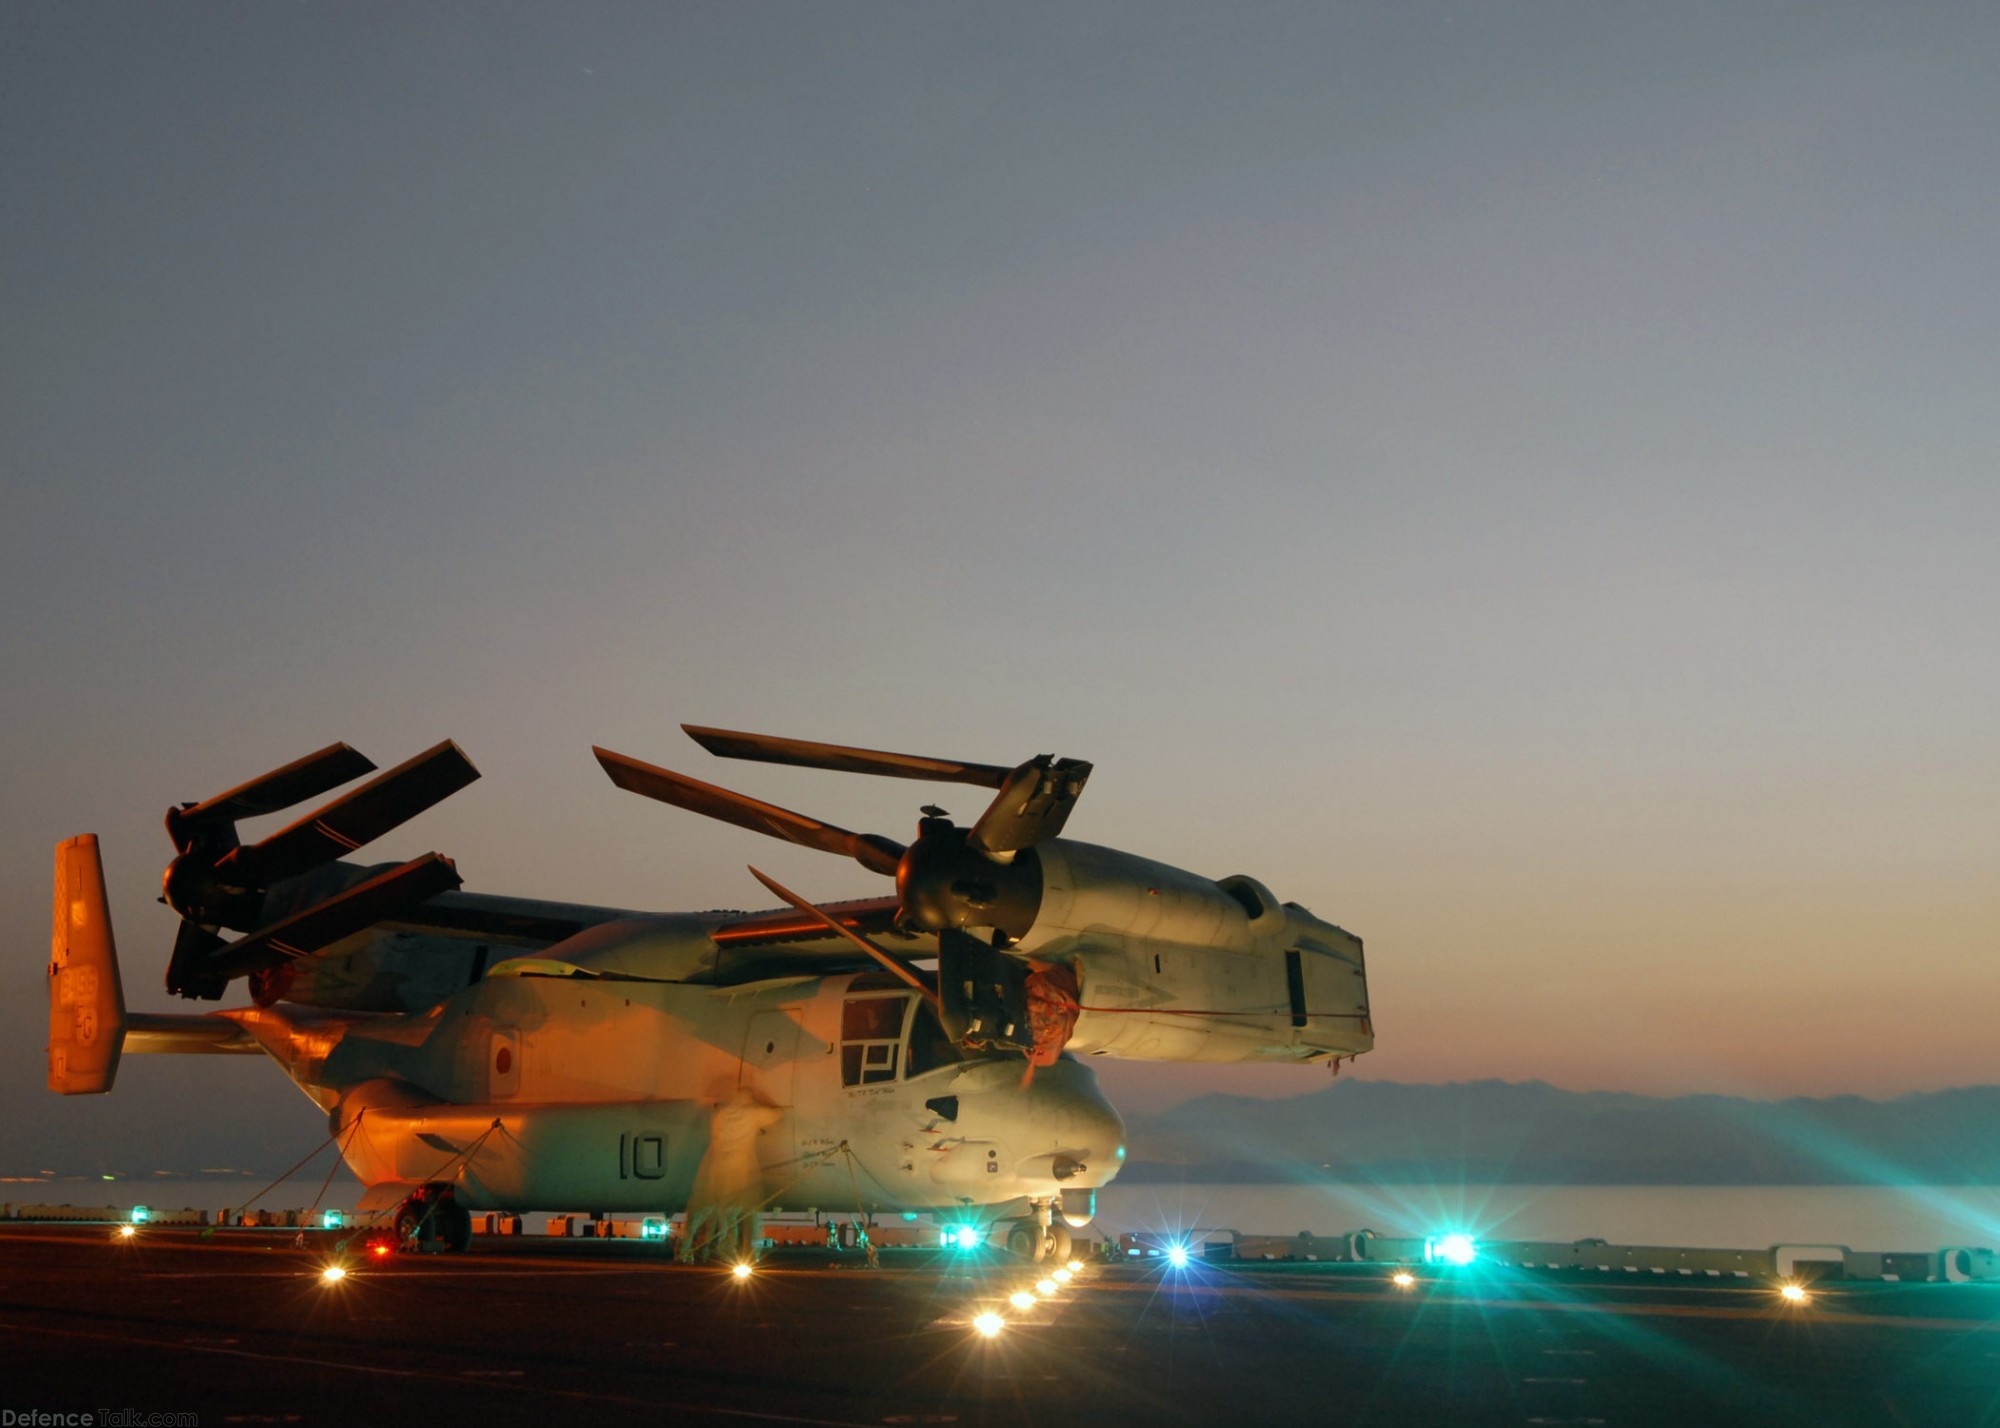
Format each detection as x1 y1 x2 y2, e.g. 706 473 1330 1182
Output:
157 836 1368 1212
228 966 1125 1218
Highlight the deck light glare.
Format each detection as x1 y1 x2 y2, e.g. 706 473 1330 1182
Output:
1425 1233 1478 1267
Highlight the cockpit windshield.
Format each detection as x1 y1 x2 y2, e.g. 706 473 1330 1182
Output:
839 983 1000 1087
840 994 905 1085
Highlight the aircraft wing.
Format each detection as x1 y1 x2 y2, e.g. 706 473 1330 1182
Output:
709 896 903 948
694 896 924 986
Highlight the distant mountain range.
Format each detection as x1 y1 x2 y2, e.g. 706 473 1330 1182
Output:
1118 1079 2000 1185
11 1069 2000 1187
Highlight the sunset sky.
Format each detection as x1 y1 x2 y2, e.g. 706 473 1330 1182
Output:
5 3 1997 1162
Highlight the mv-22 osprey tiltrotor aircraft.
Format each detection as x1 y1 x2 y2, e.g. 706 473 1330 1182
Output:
47 725 1371 1260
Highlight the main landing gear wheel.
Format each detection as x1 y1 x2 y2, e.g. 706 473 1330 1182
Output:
391 1184 471 1254
1006 1223 1040 1261
394 1203 424 1247
1046 1223 1072 1263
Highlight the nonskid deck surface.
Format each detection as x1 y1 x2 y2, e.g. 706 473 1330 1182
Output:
1 1226 1994 1427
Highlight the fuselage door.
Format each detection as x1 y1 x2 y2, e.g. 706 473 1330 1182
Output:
741 1010 801 1106
740 1009 800 1191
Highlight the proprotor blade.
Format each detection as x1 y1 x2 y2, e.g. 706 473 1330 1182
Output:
220 741 480 886
683 725 1014 788
168 743 377 848
746 866 939 1011
969 756 1094 855
594 746 905 877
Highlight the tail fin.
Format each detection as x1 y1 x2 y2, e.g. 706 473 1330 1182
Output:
49 834 128 1094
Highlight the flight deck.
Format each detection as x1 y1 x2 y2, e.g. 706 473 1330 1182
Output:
3 1223 1996 1427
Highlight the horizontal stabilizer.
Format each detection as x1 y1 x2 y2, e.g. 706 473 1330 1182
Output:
124 1013 259 1054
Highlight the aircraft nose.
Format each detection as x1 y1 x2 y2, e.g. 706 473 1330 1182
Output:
1035 1064 1127 1185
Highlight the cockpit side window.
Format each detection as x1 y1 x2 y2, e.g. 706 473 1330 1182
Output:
841 994 909 1086
906 998 963 1079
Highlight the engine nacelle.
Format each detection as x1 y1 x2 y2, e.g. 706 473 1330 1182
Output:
1008 840 1372 1065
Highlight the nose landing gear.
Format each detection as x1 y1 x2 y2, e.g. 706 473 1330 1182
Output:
1004 1201 1073 1262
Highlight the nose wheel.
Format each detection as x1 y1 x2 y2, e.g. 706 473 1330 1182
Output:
1004 1219 1073 1262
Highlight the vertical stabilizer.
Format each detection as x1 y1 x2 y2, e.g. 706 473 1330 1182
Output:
49 834 127 1094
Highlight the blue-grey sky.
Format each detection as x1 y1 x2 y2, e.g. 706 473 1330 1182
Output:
5 2 1998 1162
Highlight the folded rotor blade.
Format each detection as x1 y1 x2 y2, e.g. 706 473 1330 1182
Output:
747 866 939 1011
165 920 229 1000
683 725 1014 788
969 756 1093 855
211 853 463 979
221 741 480 886
174 743 378 834
595 747 905 877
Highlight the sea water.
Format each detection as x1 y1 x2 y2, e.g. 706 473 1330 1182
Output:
1091 1181 2000 1251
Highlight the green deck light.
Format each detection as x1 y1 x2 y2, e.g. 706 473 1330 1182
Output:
1424 1233 1477 1266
